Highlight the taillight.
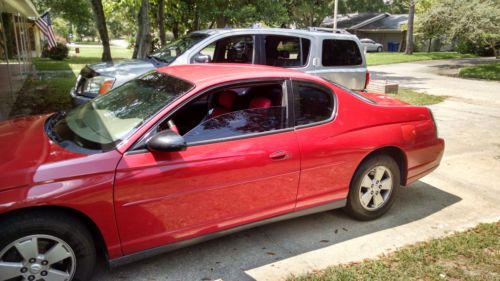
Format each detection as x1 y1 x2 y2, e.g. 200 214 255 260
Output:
364 71 370 90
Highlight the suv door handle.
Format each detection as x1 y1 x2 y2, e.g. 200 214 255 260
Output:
269 150 289 161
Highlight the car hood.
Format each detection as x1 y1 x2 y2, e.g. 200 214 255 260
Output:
0 115 88 192
88 59 158 79
360 92 410 106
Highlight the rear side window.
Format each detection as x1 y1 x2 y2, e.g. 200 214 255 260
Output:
322 39 362 66
265 35 311 67
293 81 334 126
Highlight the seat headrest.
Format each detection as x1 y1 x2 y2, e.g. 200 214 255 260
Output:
217 90 237 109
249 97 272 109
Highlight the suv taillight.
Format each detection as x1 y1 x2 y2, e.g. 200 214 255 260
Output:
364 71 370 90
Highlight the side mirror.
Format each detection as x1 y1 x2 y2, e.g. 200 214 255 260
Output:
146 130 187 152
193 53 211 63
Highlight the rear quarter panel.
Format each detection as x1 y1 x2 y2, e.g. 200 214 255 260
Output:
296 83 444 207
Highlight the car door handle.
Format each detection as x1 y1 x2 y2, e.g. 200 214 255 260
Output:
269 150 289 161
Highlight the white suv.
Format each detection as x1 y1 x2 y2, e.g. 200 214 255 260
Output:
71 28 368 104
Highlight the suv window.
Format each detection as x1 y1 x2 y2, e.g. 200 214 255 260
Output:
293 81 333 126
209 35 254 63
265 35 310 67
322 39 362 66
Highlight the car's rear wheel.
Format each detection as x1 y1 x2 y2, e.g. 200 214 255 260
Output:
0 211 96 281
345 155 400 220
377 46 383 52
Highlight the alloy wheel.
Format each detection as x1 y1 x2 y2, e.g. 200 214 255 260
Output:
358 165 393 211
0 234 76 281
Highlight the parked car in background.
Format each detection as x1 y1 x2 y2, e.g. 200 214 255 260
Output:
360 38 383 52
70 28 369 104
1 65 444 281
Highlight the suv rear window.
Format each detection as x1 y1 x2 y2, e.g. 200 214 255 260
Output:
322 39 362 66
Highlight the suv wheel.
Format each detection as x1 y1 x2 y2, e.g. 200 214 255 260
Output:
377 46 382 52
345 155 400 220
0 211 96 281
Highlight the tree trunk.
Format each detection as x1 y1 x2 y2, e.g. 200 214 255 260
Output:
172 21 179 39
192 4 199 31
158 0 166 47
89 0 112 61
428 38 432 52
491 42 499 59
405 0 415 55
133 0 152 59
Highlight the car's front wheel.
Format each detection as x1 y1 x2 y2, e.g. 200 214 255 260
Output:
377 46 383 52
0 210 96 281
345 155 400 220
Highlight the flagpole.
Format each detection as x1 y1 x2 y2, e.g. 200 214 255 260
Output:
333 0 338 30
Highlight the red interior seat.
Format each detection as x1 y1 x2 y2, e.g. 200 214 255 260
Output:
249 97 272 109
210 90 237 118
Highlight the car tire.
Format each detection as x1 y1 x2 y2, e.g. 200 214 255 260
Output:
377 46 383 52
0 210 96 281
345 155 400 221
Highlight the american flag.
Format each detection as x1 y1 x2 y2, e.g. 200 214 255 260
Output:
35 11 57 48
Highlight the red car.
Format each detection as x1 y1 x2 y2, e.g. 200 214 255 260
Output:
0 64 444 281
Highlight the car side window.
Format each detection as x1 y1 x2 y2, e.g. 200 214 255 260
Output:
264 35 311 67
184 107 286 143
293 81 334 126
158 82 288 144
322 39 362 66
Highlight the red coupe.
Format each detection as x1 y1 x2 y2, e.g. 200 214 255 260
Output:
0 64 444 281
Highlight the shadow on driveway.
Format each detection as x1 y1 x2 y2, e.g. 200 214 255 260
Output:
95 181 461 281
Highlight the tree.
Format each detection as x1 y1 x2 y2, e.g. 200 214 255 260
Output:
89 0 112 61
133 0 152 59
157 0 166 46
449 0 500 58
405 0 414 54
417 0 500 57
33 0 96 41
416 2 451 52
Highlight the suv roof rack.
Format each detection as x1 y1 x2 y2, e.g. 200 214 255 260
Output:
307 27 351 35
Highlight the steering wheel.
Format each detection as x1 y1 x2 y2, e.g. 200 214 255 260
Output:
167 120 180 135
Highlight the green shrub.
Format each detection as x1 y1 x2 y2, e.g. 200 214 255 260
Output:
42 43 69 60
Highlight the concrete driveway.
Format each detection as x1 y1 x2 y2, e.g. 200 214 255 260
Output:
95 58 500 281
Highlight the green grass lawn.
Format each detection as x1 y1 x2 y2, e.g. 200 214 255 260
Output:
458 62 500 81
288 222 500 281
9 77 75 118
388 88 446 106
367 52 476 66
33 46 133 74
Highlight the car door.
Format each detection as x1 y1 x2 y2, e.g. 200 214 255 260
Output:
113 80 300 255
290 80 348 209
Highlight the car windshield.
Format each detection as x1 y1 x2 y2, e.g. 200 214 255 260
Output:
149 33 209 63
48 71 194 152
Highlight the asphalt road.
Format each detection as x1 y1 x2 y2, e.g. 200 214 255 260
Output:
95 58 500 281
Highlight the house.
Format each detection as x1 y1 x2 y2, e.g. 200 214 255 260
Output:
0 0 43 120
322 13 408 52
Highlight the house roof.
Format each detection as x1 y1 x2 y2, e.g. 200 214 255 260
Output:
1 0 39 17
322 13 408 31
361 14 408 30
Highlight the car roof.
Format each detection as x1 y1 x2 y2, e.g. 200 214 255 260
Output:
157 64 323 86
191 28 359 40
